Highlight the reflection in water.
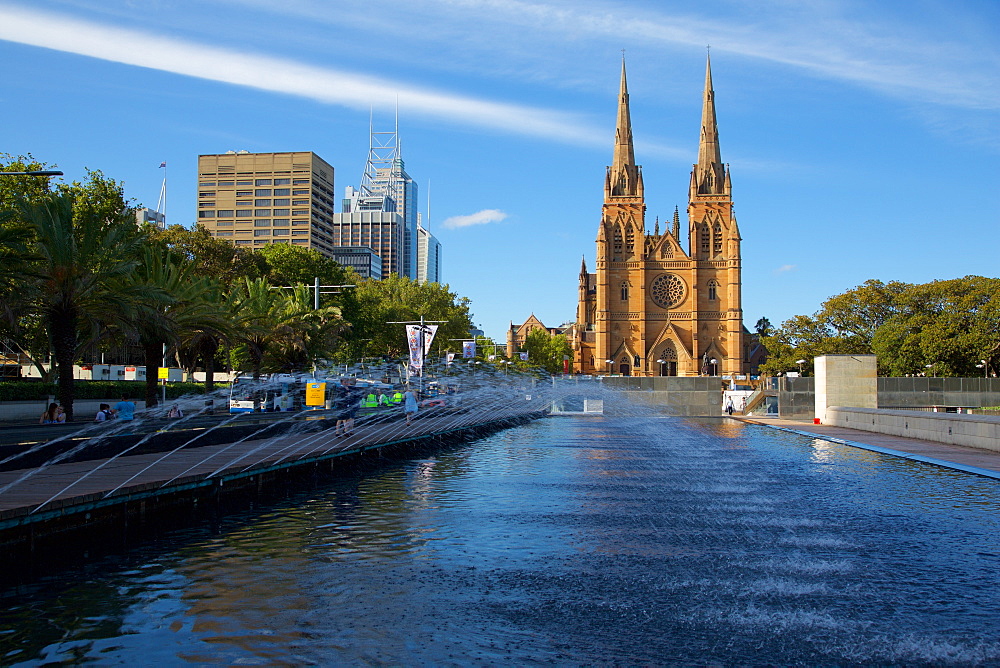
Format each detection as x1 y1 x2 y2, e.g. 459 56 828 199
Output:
3 416 1000 664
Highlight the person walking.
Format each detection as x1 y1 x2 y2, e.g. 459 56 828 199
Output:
94 403 115 422
403 387 418 425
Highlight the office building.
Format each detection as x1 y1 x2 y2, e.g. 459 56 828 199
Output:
196 151 338 256
328 246 383 280
416 215 441 284
136 207 166 229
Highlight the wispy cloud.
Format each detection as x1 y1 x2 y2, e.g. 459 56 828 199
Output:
774 264 798 274
442 209 508 229
235 0 1000 111
0 5 604 145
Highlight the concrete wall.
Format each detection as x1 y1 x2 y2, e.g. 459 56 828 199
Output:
815 355 877 421
776 377 815 418
0 399 148 422
827 406 1000 452
878 377 1000 409
600 376 722 416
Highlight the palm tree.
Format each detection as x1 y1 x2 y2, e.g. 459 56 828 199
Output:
230 277 285 380
18 193 145 420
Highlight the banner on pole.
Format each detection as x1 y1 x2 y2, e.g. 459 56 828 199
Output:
423 324 438 354
446 352 455 364
406 325 423 373
519 352 529 361
462 340 476 358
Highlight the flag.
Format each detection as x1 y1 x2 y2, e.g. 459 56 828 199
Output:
519 352 529 361
159 161 167 168
406 325 423 373
445 352 455 364
462 341 476 358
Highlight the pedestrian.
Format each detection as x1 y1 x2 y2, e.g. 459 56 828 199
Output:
115 396 136 421
725 397 734 415
167 404 184 419
403 386 418 425
94 403 115 422
335 379 360 436
39 402 65 424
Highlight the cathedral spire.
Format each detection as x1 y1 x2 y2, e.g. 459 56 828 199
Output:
607 57 643 198
695 52 726 196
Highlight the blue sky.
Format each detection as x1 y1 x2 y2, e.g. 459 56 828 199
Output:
2 0 998 341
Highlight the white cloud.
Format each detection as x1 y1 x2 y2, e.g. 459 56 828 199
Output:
442 209 508 229
0 5 604 145
774 264 798 274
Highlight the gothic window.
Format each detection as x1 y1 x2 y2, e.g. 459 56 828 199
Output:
612 225 623 261
707 279 719 301
700 224 710 256
625 224 635 257
650 274 685 309
620 281 629 301
660 242 673 259
713 223 723 255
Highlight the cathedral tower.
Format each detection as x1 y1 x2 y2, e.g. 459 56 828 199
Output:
572 55 747 377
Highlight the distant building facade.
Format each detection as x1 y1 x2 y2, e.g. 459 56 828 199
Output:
416 215 441 284
136 207 166 229
571 57 748 377
327 246 383 280
507 315 566 358
196 151 338 257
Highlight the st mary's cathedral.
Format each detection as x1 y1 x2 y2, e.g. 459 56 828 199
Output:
570 56 751 377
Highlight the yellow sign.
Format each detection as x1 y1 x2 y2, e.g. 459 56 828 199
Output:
158 367 169 380
305 382 326 406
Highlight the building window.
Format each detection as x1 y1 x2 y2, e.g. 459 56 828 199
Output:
235 239 251 244
236 180 252 186
292 189 309 196
620 281 629 301
713 223 723 255
292 239 309 244
255 179 272 186
293 179 309 185
255 189 272 196
272 209 290 216
217 210 234 217
612 225 623 261
217 231 233 237
292 230 309 236
255 199 271 206
273 229 289 236
273 198 290 206
273 219 289 225
661 244 673 258
199 181 215 187
216 221 233 227
254 209 271 216
254 229 271 236
236 190 252 197
625 226 634 256
236 209 252 217
707 279 719 301
292 219 309 226
273 188 290 196
700 224 710 255
218 181 234 186
254 219 271 227
198 210 215 218
292 209 308 216
274 178 291 185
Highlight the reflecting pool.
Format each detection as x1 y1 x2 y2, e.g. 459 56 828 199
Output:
3 417 1000 665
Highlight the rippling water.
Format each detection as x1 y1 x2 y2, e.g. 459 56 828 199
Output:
4 416 1000 665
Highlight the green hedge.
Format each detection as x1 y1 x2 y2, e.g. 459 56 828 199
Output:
0 381 226 402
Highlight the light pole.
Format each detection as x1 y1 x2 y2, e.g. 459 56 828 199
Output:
796 359 806 376
710 358 718 377
925 364 934 377
656 358 665 376
977 360 987 378
606 359 614 376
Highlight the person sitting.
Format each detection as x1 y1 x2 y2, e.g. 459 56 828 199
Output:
94 403 115 422
167 404 184 419
39 402 64 424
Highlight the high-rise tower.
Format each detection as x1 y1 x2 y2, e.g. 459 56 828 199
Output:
572 56 747 377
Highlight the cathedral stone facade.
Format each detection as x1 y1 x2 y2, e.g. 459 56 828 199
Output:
571 57 749 377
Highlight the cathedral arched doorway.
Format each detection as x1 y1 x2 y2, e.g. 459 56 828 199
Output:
657 346 678 376
618 359 631 376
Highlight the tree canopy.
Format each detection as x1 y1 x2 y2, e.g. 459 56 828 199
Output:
759 277 999 377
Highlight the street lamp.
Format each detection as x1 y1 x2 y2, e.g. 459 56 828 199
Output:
710 358 718 376
796 359 806 376
656 359 665 376
925 364 934 377
606 359 614 375
977 360 987 378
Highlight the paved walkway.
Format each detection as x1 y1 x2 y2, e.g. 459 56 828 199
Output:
738 416 1000 479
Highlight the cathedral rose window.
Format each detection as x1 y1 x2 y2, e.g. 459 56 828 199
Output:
651 273 685 308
